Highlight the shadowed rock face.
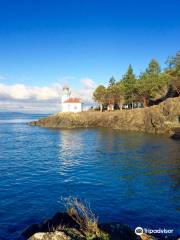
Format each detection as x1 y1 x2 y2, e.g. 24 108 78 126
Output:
19 213 78 240
19 212 140 240
29 97 180 136
19 212 179 240
99 223 139 240
171 128 180 139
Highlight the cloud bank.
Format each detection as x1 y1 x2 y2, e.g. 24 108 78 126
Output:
0 78 96 113
0 83 60 100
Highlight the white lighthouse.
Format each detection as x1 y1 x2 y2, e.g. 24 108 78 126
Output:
62 86 71 103
61 86 83 113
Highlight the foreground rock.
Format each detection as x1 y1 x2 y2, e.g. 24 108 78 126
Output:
19 212 179 240
20 213 78 240
29 231 70 240
29 97 180 136
20 212 139 240
171 127 180 139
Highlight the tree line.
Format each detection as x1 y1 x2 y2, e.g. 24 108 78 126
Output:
93 50 180 111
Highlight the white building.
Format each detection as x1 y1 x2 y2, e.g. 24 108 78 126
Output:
61 87 83 113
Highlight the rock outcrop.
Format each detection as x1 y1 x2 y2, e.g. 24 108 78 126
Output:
20 212 140 240
20 213 78 240
20 212 179 240
29 231 70 240
29 97 180 136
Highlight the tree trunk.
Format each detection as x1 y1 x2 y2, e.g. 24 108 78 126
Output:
143 97 148 107
118 104 122 110
100 104 103 112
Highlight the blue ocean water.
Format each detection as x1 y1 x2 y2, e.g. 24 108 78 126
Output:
0 112 179 239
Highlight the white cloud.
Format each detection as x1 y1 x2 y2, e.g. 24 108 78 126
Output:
81 78 96 89
68 78 96 103
0 78 96 112
0 83 61 100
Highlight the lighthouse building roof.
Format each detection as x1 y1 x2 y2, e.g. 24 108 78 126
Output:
63 97 81 103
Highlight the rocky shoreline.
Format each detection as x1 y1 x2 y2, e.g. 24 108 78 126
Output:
19 212 139 240
19 212 179 240
29 97 180 137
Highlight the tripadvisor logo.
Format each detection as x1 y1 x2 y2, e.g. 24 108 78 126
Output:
135 227 143 235
135 226 174 236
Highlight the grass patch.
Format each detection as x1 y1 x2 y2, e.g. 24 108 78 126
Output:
64 197 109 240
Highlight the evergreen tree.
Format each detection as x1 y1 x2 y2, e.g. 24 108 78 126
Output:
115 81 125 109
166 51 180 75
93 52 179 110
146 59 161 75
166 51 180 95
109 76 116 86
137 59 168 106
122 65 137 107
107 76 117 106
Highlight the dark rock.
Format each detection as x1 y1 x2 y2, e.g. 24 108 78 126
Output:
99 223 140 240
19 212 180 240
171 128 180 140
19 212 78 240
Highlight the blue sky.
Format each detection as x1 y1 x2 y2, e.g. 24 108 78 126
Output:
0 0 180 112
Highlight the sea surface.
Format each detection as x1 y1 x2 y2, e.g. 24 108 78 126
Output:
0 112 180 239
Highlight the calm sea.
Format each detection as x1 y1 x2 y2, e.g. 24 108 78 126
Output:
0 112 180 239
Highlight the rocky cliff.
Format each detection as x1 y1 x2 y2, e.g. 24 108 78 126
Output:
29 97 180 136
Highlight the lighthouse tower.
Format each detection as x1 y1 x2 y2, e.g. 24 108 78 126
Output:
61 86 83 113
61 86 71 103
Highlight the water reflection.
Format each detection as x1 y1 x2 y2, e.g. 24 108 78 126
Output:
56 129 180 233
58 130 84 169
0 120 180 239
